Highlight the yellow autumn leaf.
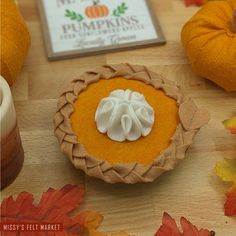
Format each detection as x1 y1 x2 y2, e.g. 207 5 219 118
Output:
223 117 236 134
215 159 236 184
76 211 107 236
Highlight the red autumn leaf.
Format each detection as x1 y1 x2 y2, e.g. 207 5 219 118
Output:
180 217 214 236
155 212 215 236
184 0 205 7
224 185 236 216
0 185 104 236
155 212 180 235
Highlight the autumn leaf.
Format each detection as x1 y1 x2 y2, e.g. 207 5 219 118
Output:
76 211 107 236
224 185 236 216
223 117 236 134
215 159 236 184
155 212 180 236
215 159 236 216
155 212 214 236
180 217 214 236
184 0 205 7
214 117 236 217
0 185 105 235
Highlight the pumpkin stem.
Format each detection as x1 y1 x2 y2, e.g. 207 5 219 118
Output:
93 0 99 5
233 9 236 33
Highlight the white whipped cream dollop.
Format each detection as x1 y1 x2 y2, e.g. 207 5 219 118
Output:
95 89 155 142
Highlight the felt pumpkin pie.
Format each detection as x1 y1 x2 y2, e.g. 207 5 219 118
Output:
54 64 210 184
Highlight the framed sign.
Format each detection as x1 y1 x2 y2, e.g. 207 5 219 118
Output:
38 0 166 60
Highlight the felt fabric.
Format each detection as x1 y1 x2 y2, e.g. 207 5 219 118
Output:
54 64 210 184
181 0 236 91
0 0 30 86
71 78 179 166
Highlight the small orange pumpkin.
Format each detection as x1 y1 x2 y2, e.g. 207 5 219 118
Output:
0 0 30 86
181 0 236 92
85 0 109 19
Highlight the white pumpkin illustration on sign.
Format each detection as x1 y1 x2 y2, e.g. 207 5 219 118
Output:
95 89 155 142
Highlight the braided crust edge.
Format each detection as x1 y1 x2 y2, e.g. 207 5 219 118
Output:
54 63 210 184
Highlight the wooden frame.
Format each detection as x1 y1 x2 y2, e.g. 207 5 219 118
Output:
37 0 166 61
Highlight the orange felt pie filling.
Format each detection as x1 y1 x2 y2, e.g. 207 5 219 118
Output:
70 78 179 165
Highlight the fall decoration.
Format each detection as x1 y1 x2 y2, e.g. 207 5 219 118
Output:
85 0 109 19
215 159 236 183
215 159 236 216
155 212 215 236
225 185 236 216
0 0 30 86
214 116 236 216
0 185 105 235
54 63 210 184
181 0 236 91
71 78 179 163
223 117 236 134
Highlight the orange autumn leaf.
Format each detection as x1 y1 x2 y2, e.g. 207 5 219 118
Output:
0 185 105 236
224 185 236 217
76 211 106 236
77 211 130 236
155 212 215 236
223 117 236 134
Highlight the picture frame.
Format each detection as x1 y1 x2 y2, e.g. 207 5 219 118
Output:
37 0 166 60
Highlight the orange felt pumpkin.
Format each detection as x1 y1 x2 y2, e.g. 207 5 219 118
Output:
181 0 236 92
85 0 109 19
0 0 30 86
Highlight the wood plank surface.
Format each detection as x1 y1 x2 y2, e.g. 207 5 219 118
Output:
2 0 236 235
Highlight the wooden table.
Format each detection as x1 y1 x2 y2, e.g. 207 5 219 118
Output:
2 0 236 235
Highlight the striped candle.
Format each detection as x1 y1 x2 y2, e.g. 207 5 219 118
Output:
0 76 24 189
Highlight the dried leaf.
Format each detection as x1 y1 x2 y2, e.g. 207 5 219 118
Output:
184 0 205 7
225 185 236 216
215 159 236 184
155 212 214 236
0 185 105 235
223 117 236 134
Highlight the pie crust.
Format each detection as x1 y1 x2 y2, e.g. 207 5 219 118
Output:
54 64 210 184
